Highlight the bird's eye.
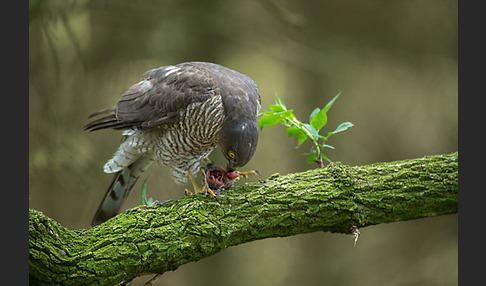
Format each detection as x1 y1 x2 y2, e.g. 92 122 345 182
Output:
228 151 235 159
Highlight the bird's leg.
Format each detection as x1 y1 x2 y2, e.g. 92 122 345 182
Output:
184 169 202 195
184 169 220 204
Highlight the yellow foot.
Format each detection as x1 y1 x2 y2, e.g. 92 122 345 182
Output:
235 169 261 179
185 169 220 204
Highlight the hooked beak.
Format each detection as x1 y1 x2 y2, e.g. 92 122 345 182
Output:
226 162 239 173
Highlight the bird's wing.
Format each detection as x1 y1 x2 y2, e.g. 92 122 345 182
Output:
206 63 261 122
84 62 218 131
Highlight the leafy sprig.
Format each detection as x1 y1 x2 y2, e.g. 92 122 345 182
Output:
141 180 154 206
258 92 353 167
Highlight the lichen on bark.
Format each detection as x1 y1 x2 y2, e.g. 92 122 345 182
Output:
29 152 458 285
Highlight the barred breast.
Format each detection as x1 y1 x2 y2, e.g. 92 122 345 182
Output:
155 94 225 184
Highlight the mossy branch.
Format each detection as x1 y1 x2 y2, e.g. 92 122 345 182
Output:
29 152 458 285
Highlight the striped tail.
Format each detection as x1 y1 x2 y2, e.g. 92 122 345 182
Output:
91 156 153 226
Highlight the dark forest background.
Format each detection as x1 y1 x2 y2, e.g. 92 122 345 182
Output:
29 0 457 285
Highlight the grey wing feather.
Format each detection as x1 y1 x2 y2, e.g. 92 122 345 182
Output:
85 62 217 131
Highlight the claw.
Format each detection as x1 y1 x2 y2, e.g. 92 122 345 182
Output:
184 189 194 196
186 169 221 205
207 188 220 204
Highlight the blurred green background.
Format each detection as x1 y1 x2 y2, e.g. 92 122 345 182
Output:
29 0 457 285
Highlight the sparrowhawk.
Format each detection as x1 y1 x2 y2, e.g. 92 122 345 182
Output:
86 62 261 226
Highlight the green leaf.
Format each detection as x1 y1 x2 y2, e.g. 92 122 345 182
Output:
258 113 284 128
303 123 319 140
328 122 354 136
321 154 331 163
306 153 318 164
322 144 335 149
310 109 328 130
141 180 148 205
279 110 294 117
309 108 320 122
269 104 286 112
286 127 303 137
297 135 307 147
257 110 275 118
259 93 350 166
275 95 286 109
322 92 341 114
260 110 294 128
287 127 308 147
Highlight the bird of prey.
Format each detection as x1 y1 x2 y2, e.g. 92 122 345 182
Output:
85 62 261 226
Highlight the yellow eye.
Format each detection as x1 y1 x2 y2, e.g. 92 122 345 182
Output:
228 151 235 159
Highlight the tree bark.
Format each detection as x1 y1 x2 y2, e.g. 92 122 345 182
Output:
29 152 458 285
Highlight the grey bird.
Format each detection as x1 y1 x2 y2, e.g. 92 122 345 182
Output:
85 62 261 226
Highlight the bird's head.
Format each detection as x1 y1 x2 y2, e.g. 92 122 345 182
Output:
216 119 259 172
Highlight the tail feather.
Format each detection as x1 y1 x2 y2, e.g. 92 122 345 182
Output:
84 106 129 131
103 139 141 173
91 156 154 226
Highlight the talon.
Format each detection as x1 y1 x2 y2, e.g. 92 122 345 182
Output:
186 169 221 205
184 189 194 196
206 188 221 204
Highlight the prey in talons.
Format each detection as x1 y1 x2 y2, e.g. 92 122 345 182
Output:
204 162 260 195
185 158 260 203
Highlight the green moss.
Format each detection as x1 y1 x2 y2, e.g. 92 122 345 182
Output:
29 152 457 285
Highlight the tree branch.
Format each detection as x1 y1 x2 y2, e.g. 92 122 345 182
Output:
29 152 458 285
